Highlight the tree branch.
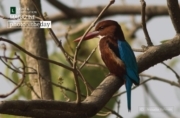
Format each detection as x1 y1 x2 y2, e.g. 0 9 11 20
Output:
0 75 123 118
137 36 180 73
167 0 180 33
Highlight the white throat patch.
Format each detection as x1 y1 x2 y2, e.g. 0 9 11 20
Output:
98 35 105 40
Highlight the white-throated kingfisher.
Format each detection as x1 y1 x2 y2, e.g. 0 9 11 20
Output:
74 20 140 111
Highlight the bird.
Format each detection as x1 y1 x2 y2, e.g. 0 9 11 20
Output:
74 20 140 111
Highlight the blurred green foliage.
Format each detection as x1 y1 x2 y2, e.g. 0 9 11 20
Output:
135 114 150 118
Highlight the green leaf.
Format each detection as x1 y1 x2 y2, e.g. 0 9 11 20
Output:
160 39 170 43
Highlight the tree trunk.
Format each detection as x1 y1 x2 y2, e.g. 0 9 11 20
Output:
20 0 54 100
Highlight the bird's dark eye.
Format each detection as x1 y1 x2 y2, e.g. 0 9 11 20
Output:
98 26 104 31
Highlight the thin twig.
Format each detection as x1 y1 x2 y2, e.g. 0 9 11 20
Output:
57 80 71 102
113 76 152 97
77 69 94 92
1 53 40 98
141 74 180 87
0 54 26 98
72 71 81 103
0 56 36 74
113 73 180 97
0 72 17 85
161 62 180 82
104 107 123 118
0 37 73 71
140 0 153 46
25 82 41 99
51 82 86 97
80 46 98 69
69 55 106 69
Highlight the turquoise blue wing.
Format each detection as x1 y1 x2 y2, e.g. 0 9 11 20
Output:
117 40 139 85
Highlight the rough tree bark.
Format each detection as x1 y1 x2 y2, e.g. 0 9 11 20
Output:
20 0 54 100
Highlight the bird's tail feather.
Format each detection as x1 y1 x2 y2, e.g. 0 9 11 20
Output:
125 76 133 112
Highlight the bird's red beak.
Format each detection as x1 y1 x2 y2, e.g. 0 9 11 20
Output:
74 31 99 42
